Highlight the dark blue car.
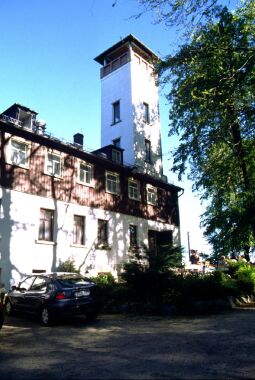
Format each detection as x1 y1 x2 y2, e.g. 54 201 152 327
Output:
4 273 99 326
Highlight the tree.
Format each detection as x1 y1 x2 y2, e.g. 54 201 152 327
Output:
136 0 235 35
155 2 255 258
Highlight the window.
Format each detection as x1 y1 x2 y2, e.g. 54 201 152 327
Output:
148 230 157 253
143 102 150 123
79 162 93 185
39 208 54 241
30 277 47 291
128 178 140 200
9 139 29 168
46 152 62 177
129 224 138 247
73 215 85 245
106 171 120 194
145 139 151 162
112 149 121 164
19 276 36 291
97 219 108 245
147 185 157 206
112 100 120 124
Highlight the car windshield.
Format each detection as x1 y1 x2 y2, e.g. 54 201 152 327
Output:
56 275 91 288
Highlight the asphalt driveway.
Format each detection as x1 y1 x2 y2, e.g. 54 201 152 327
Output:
1 309 255 379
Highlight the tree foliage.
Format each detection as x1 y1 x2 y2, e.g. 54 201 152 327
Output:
155 2 255 257
137 0 239 36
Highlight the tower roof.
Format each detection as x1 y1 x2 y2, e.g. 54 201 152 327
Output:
94 34 159 65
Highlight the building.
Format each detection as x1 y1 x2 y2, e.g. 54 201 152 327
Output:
0 35 183 289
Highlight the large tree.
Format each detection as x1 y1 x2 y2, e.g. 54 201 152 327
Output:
155 2 255 258
137 0 237 34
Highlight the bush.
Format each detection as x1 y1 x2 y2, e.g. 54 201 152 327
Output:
179 271 239 303
91 273 129 313
56 258 79 273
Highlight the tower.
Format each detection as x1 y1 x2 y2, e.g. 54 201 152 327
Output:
94 35 163 179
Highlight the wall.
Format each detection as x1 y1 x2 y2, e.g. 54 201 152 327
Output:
0 186 179 289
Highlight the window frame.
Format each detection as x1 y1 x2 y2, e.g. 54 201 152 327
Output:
38 208 54 242
112 149 121 164
45 151 62 178
106 171 120 195
97 219 108 245
128 178 140 201
146 185 157 206
73 215 85 246
8 137 30 169
78 161 94 186
143 102 150 124
145 139 152 163
129 224 138 248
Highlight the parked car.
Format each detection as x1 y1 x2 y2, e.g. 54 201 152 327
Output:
4 273 99 326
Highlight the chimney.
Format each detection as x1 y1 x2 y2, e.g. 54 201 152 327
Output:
73 133 84 147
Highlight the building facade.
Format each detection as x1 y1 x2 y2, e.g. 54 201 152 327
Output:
0 36 183 288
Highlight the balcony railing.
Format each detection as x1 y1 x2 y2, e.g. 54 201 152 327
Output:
100 52 130 78
0 114 22 127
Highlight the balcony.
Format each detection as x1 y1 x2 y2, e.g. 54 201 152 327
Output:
100 52 130 78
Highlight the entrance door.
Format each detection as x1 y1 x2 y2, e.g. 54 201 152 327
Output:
148 230 173 255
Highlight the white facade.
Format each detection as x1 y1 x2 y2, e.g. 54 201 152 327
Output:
0 187 179 288
100 43 163 179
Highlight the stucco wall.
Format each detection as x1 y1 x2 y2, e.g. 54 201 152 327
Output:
0 187 179 289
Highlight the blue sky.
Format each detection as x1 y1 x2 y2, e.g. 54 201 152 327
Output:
0 0 210 256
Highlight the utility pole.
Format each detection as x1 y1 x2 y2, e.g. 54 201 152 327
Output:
187 231 191 259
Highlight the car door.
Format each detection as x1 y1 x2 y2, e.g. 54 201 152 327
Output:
10 276 36 312
23 276 48 312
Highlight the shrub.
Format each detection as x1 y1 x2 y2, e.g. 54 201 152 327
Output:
56 258 79 273
91 273 129 313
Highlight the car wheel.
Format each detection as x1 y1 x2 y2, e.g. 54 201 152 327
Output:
41 307 53 327
5 299 13 316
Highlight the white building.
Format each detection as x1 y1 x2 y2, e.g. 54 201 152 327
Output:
0 35 183 289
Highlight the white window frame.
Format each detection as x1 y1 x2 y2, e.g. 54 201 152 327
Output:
38 208 54 242
106 171 120 195
128 178 140 201
78 161 94 186
45 151 62 177
8 137 30 169
73 215 85 246
147 185 157 206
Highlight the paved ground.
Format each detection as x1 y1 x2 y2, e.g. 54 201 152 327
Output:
1 308 255 379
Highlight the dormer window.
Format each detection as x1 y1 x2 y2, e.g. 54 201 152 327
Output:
112 149 121 164
112 100 120 124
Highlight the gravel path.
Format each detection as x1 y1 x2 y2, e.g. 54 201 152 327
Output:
0 309 255 379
